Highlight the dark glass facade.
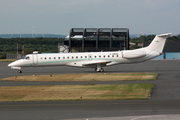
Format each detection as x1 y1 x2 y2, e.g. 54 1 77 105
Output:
64 28 129 52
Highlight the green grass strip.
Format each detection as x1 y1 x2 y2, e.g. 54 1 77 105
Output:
0 84 154 102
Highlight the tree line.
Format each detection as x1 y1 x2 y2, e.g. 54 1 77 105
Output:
130 34 180 43
0 34 180 58
0 37 64 56
129 34 180 49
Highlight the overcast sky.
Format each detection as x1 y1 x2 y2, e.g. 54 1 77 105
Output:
0 0 180 35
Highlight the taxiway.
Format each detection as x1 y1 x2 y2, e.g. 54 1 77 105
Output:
0 60 180 120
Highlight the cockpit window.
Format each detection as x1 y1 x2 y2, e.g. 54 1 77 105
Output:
22 56 30 60
26 56 30 60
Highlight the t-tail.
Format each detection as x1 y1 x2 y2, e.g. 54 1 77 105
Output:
144 33 172 54
122 33 172 60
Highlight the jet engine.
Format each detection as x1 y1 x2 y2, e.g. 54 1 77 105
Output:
122 50 146 59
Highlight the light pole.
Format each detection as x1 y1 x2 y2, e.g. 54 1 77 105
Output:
17 43 18 59
22 44 26 57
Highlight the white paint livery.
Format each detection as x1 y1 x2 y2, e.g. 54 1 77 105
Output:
122 50 146 59
8 33 172 73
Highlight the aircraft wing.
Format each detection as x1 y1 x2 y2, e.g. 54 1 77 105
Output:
82 60 112 67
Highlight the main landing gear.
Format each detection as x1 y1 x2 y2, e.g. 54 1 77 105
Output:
95 64 104 72
95 68 104 72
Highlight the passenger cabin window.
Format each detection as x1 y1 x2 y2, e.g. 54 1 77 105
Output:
99 55 101 58
63 57 65 59
67 57 69 59
45 57 46 60
94 56 96 58
58 57 60 59
76 56 78 59
103 55 105 58
49 57 51 59
112 55 114 57
108 55 110 57
85 56 87 58
72 56 74 59
81 56 83 58
54 57 56 59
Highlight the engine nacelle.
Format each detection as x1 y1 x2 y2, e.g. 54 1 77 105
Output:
122 50 146 59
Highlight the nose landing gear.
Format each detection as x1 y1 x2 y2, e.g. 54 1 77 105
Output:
19 70 22 73
18 67 22 73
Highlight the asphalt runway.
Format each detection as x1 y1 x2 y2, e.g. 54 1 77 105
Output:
0 60 180 120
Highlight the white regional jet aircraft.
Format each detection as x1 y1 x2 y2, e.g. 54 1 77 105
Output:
8 33 172 73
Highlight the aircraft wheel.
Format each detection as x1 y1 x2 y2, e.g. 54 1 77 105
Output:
19 70 22 73
100 68 104 72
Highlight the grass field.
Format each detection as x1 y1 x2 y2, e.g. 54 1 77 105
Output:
2 73 158 81
0 84 154 102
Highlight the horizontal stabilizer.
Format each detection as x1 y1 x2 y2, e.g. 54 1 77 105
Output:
157 33 172 37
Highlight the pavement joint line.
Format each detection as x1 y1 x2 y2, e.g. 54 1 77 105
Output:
0 102 178 107
131 115 152 120
0 67 8 69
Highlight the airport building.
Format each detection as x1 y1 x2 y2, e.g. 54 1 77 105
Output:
63 28 129 52
144 41 180 59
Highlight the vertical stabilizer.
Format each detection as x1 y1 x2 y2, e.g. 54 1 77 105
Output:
146 33 172 53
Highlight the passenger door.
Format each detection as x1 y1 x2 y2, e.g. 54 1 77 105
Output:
33 54 38 65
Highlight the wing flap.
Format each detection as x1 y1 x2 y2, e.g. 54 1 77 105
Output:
82 61 112 67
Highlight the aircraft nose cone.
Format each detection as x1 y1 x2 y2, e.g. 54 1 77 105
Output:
8 62 12 67
8 60 22 67
8 62 15 67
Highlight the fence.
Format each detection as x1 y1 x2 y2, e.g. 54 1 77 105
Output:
154 52 180 59
6 53 22 59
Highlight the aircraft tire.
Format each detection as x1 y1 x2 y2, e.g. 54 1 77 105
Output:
100 68 104 72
